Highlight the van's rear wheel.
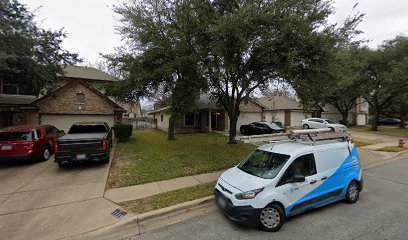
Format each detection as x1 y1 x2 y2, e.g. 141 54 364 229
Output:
345 181 360 203
259 203 285 232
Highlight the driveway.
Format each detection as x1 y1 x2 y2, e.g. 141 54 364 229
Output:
130 158 408 240
0 148 132 240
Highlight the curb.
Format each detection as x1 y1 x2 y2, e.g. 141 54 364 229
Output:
137 195 214 222
67 196 216 240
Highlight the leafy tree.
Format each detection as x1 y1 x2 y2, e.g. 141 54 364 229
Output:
198 0 361 143
361 36 408 131
0 0 80 96
322 46 369 126
105 0 207 140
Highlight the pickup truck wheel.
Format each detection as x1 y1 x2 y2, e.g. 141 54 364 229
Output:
58 162 69 168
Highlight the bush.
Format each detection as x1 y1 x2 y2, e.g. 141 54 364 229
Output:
113 124 133 142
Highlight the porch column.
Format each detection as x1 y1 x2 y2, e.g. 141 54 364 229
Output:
208 110 212 132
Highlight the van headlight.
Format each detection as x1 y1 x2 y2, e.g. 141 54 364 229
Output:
235 188 264 200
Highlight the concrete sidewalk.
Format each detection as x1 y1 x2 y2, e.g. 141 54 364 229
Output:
105 171 223 203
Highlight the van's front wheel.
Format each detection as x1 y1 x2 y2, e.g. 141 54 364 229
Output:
259 203 285 232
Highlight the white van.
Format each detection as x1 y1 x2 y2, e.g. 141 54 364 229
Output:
215 130 362 231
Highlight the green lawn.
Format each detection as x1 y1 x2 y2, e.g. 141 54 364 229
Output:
377 146 407 152
119 181 216 214
107 130 255 188
353 138 381 147
350 126 408 138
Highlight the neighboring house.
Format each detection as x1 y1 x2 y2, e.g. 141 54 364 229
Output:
320 97 369 126
0 66 127 131
256 95 318 127
148 95 264 133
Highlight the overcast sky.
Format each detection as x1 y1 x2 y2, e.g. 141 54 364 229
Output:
20 0 408 64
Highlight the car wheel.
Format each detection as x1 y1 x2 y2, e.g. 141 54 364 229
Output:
240 128 246 135
329 127 335 132
303 124 309 129
40 146 51 162
345 181 360 203
259 203 285 232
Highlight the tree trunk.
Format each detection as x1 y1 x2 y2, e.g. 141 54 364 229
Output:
399 102 407 129
341 111 349 127
228 114 238 144
371 111 379 131
168 116 176 140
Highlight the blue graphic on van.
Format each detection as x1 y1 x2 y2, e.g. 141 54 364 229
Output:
286 147 361 216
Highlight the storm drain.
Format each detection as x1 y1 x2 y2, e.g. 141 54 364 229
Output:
111 209 127 219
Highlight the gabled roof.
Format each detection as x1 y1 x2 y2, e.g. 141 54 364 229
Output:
31 79 125 112
0 94 37 105
62 65 116 82
147 106 171 114
257 95 319 111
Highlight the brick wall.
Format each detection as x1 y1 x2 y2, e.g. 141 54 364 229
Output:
35 83 117 115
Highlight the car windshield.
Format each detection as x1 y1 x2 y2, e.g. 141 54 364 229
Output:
325 119 337 124
68 125 106 134
0 132 33 141
237 150 290 179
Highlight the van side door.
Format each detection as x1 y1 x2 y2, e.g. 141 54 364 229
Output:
276 153 322 216
314 148 351 206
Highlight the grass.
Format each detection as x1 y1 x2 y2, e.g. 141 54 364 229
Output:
377 146 407 152
350 126 408 138
107 130 255 188
119 181 216 214
353 138 381 147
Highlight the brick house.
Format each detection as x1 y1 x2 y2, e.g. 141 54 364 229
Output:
0 66 126 131
148 95 264 133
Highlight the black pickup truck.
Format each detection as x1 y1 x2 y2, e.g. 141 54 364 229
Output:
55 122 112 168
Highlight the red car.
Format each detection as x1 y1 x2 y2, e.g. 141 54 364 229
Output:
0 125 65 162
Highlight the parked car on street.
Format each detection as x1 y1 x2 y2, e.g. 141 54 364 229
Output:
55 122 112 168
0 125 65 162
301 118 347 132
215 129 362 232
240 122 285 135
368 118 401 126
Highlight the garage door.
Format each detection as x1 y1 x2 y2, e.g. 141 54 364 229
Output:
41 114 115 133
236 112 262 128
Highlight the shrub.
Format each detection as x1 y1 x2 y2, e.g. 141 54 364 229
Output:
113 124 133 142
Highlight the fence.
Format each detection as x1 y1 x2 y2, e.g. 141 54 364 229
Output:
122 117 157 130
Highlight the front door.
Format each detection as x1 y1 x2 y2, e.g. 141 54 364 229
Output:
0 111 12 128
284 111 291 126
276 154 322 216
211 112 217 130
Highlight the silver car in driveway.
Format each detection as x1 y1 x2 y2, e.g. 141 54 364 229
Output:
301 118 347 132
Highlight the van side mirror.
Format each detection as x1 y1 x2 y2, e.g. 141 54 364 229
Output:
291 174 306 183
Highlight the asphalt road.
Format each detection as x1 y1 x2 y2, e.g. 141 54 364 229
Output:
130 158 408 240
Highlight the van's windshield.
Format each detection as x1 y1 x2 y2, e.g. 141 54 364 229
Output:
237 150 290 179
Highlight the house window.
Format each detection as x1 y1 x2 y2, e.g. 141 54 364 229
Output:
3 84 19 94
76 93 85 104
184 113 195 127
160 115 164 123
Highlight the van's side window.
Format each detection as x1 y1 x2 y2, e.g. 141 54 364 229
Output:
279 154 317 185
